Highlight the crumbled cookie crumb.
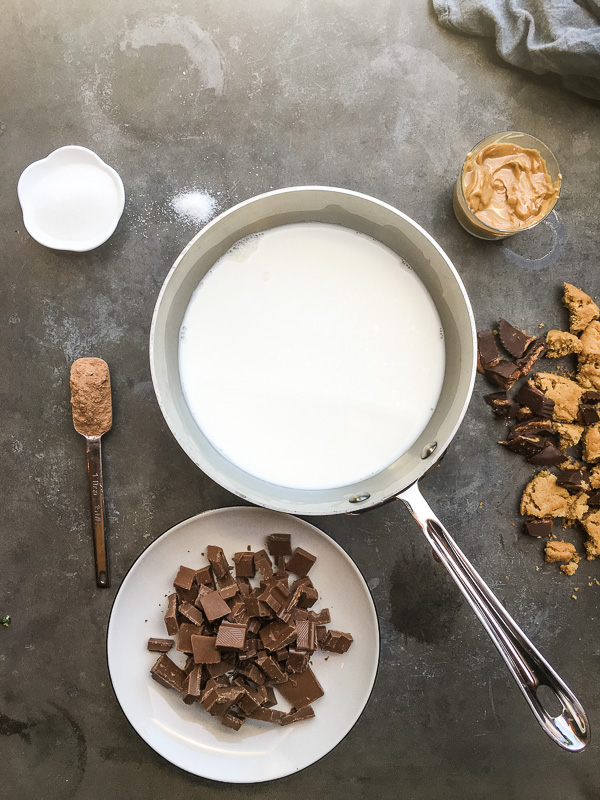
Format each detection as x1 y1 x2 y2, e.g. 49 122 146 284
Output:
545 540 578 563
553 422 584 452
563 283 600 334
546 330 583 358
579 321 600 362
520 471 571 518
532 373 583 422
577 360 600 390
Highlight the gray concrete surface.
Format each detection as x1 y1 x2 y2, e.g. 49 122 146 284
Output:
1 1 599 798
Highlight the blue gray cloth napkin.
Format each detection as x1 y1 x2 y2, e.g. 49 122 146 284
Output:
433 0 600 100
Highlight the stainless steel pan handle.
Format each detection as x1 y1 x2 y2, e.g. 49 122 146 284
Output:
399 482 589 752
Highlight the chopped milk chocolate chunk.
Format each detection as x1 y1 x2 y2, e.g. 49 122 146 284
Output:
307 608 331 624
553 422 584 452
176 583 198 605
287 648 311 672
207 659 235 678
297 586 318 608
179 601 205 627
191 634 221 664
295 620 318 651
176 622 204 654
276 667 324 708
545 330 583 358
582 424 600 462
520 471 571 518
215 622 247 650
555 469 590 490
253 549 274 579
321 630 354 654
578 404 600 425
544 540 578 563
523 519 552 538
485 360 520 391
201 686 244 717
238 688 261 716
515 381 555 418
221 710 245 730
498 318 535 359
267 533 292 556
259 581 290 615
582 511 600 559
151 654 186 692
219 582 239 601
195 566 214 587
232 552 255 578
174 565 196 592
164 593 179 636
528 443 567 467
477 330 499 372
250 707 285 724
532 373 583 422
280 706 315 725
181 666 204 704
516 337 547 378
580 321 600 362
563 282 599 334
200 590 231 622
256 652 288 683
287 547 317 577
583 391 600 404
237 662 266 685
259 620 297 651
148 637 174 652
206 545 230 580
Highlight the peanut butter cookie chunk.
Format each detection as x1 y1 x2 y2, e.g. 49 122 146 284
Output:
553 422 584 452
520 471 571 518
545 330 582 358
563 283 599 334
582 423 600 463
532 373 583 422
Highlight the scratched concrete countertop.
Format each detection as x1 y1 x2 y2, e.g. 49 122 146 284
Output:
1 2 599 798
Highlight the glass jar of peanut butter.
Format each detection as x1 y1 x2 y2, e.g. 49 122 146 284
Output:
453 132 562 240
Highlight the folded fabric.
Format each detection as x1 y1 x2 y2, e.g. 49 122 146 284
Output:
433 0 600 100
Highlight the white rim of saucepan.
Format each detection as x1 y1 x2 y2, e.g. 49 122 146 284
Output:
149 186 476 513
17 145 125 252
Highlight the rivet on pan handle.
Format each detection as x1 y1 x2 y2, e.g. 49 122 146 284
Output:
399 481 590 752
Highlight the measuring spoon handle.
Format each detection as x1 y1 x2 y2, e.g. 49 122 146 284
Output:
85 435 111 588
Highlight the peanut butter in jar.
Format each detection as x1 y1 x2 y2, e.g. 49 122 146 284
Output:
453 132 562 240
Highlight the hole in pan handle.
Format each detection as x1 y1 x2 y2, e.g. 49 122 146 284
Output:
398 482 590 752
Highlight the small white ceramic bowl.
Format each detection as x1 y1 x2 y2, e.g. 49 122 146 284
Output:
17 145 125 251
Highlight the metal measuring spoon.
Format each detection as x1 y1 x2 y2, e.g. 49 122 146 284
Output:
70 358 112 588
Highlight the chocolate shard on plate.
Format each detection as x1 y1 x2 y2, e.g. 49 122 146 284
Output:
191 634 221 664
523 518 553 538
205 545 231 580
237 662 266 685
290 607 309 622
181 665 204 704
238 688 261 716
256 651 289 683
320 630 354 654
176 583 199 605
148 637 174 653
216 621 247 650
150 654 186 692
516 337 547 378
247 617 261 634
174 565 196 591
485 360 521 391
306 608 331 624
221 710 245 731
555 469 590 490
253 549 274 579
587 489 600 507
164 593 179 636
200 590 231 622
249 707 285 724
287 648 311 673
297 586 318 609
527 443 567 466
515 381 555 418
280 705 315 726
218 580 239 601
276 666 324 708
498 318 535 359
195 566 214 587
578 404 600 425
201 686 244 717
287 547 317 577
178 601 205 627
477 330 499 373
266 533 292 557
499 434 547 458
259 620 297 651
316 625 327 643
207 658 236 677
295 619 318 651
274 647 289 662
259 581 290 615
176 622 204 654
264 686 277 707
232 551 255 579
291 576 313 590
205 675 230 691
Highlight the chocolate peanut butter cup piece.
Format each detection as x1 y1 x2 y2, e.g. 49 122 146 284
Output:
582 391 600 404
485 360 521 391
515 381 555 418
499 434 547 458
578 404 600 426
527 443 567 466
498 318 535 359
477 330 499 373
523 519 553 538
555 469 590 490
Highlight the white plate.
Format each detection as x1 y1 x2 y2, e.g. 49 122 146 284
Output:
107 507 379 783
17 145 125 251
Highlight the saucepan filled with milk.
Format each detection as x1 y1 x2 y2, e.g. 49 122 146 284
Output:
150 187 588 751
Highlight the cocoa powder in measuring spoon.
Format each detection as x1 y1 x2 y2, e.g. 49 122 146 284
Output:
70 358 112 436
